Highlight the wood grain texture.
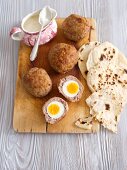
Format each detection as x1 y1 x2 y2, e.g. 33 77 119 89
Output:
0 0 127 169
13 18 99 133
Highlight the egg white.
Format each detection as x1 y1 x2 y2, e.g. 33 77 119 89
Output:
62 80 79 98
47 101 65 119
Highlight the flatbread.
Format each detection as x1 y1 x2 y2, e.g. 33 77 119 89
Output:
118 52 127 68
86 87 123 133
75 115 99 132
87 64 127 89
87 55 127 99
78 41 127 133
86 64 114 92
78 41 100 79
86 41 119 71
75 117 93 130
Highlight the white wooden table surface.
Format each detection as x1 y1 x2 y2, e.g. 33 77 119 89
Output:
1 0 127 169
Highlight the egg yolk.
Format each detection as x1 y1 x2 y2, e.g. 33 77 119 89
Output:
48 104 60 115
67 82 79 94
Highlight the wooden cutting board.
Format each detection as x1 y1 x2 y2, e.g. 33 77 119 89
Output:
13 18 100 133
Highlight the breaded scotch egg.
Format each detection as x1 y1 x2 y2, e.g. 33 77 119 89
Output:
48 43 78 74
62 14 90 42
58 75 84 102
22 67 52 97
43 97 68 124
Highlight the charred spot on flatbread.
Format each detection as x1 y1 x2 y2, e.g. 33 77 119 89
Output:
124 69 127 74
85 70 88 75
80 48 84 52
100 54 105 61
113 49 115 54
105 104 110 110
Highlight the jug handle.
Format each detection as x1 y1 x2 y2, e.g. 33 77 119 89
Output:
10 27 24 41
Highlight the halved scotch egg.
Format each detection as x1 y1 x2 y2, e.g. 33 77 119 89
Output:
42 97 68 124
58 76 84 102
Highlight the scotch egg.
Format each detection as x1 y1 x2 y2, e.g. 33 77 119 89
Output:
58 75 84 102
42 97 68 124
22 67 52 97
